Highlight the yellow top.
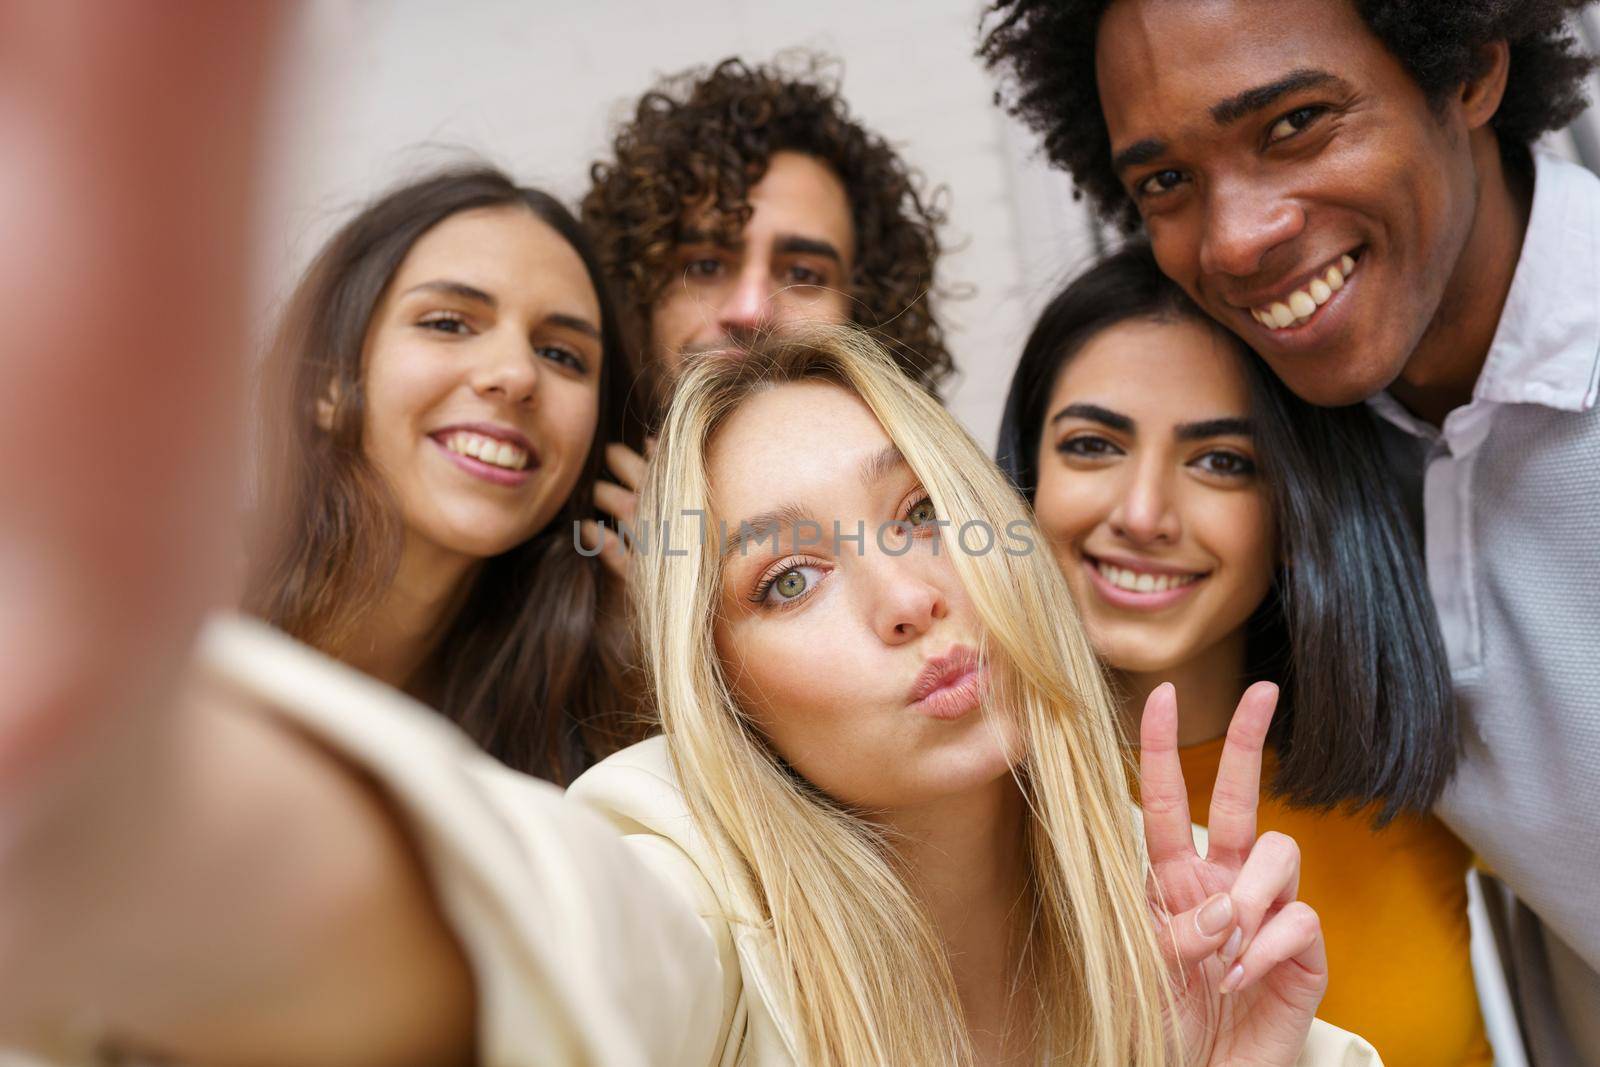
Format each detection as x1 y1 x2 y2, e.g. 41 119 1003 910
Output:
1178 737 1492 1067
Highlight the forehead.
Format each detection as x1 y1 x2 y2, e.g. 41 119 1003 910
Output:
394 205 599 320
1096 0 1384 138
706 381 889 520
722 151 854 255
1052 317 1250 416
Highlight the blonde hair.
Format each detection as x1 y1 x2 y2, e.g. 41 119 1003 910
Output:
634 325 1177 1065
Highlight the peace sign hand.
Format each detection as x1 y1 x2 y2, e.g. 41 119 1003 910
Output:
1140 681 1329 1066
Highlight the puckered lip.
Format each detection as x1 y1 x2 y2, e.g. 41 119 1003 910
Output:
1221 246 1363 310
908 644 981 704
1082 550 1210 579
429 420 540 466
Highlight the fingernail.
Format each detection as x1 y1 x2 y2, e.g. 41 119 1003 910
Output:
1196 893 1234 937
1219 963 1245 995
1219 926 1242 965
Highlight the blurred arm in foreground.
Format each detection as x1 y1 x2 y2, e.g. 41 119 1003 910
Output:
0 4 477 1062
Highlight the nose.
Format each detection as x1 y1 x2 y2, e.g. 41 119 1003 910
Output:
1198 180 1304 278
867 554 949 645
1108 456 1181 547
470 334 540 405
717 263 776 342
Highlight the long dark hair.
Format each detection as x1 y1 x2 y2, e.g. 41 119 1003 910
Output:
997 243 1456 822
245 165 646 784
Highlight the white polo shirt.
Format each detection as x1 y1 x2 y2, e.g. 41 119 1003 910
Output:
1369 151 1600 1063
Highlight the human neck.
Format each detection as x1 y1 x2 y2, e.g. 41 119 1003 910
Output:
1388 134 1533 426
341 534 478 693
881 776 1033 1066
1114 626 1250 749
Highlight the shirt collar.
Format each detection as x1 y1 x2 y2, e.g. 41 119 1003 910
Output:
1471 151 1600 413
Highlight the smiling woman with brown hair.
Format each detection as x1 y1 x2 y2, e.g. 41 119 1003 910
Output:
245 166 647 782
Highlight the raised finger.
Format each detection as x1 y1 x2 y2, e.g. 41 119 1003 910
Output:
1218 900 1327 1005
1139 683 1197 866
606 443 648 492
593 479 638 527
1205 681 1277 865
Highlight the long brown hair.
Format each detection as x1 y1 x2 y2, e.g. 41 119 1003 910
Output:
245 165 646 783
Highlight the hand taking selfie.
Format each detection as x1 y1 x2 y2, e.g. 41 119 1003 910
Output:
1140 682 1328 1066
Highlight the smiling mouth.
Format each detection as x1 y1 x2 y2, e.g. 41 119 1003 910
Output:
434 429 533 472
1247 250 1361 331
1086 555 1205 594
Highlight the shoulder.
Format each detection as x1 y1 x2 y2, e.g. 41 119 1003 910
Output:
196 616 732 1066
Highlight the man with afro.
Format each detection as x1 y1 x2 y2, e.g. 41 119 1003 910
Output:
984 2 1599 1060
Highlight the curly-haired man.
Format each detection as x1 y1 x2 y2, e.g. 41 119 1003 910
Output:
984 1 1600 1059
582 57 950 388
579 56 953 574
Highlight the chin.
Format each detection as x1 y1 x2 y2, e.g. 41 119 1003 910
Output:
1263 349 1408 407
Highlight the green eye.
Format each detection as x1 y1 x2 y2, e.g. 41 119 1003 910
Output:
775 569 808 598
907 498 937 525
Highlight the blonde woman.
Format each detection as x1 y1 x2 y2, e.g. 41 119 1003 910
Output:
3 317 1378 1064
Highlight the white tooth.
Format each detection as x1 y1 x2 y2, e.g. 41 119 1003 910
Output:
1341 254 1356 275
446 435 465 454
1325 266 1345 291
512 448 528 470
1269 302 1295 328
1152 575 1171 593
1289 290 1317 318
1134 573 1156 593
494 443 515 468
463 436 483 459
1309 278 1332 305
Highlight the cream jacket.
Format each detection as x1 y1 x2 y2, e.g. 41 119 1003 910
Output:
0 617 1384 1065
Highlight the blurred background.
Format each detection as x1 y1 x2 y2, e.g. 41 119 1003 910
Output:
257 0 1600 448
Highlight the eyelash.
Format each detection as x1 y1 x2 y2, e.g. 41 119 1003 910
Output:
745 493 938 608
1267 105 1328 146
416 314 588 373
1058 435 1256 478
1133 103 1333 201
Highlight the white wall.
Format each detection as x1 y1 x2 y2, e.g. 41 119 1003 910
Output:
258 3 1600 448
257 0 1100 449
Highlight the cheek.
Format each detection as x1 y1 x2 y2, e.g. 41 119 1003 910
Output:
1031 467 1103 556
537 379 600 484
714 608 865 768
361 344 448 458
1204 492 1277 601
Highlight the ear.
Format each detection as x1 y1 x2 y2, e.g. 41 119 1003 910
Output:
315 378 341 432
1460 40 1511 132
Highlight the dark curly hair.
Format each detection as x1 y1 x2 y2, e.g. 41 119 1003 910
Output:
582 55 954 398
981 0 1598 229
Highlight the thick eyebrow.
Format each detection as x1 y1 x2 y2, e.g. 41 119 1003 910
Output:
399 279 597 340
546 312 600 340
1175 416 1252 441
1112 138 1168 176
720 502 813 566
1049 402 1134 433
1209 69 1343 127
401 279 496 308
775 235 843 264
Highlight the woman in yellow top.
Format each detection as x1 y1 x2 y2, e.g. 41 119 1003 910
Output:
998 244 1490 1066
